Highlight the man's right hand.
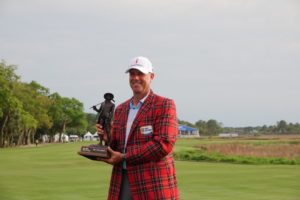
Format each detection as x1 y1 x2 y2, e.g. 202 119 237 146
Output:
96 123 108 142
96 147 124 165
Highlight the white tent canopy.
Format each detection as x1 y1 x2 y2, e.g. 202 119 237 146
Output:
42 134 50 143
83 131 93 141
93 132 99 141
54 133 69 142
69 135 79 142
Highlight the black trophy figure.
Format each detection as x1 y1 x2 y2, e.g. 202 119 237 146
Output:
92 93 115 146
78 93 115 160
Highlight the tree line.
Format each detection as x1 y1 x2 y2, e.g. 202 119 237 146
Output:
179 119 300 136
240 120 300 135
0 60 88 147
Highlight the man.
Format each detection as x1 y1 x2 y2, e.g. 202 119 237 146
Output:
97 56 179 200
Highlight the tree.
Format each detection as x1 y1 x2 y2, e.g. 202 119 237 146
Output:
86 113 97 134
206 119 223 135
287 123 300 134
178 119 195 127
0 60 22 147
1 60 89 147
14 81 52 144
17 110 38 145
48 93 87 142
194 119 223 136
276 120 288 134
195 120 207 135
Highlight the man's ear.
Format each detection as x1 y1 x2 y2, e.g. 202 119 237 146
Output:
150 73 155 80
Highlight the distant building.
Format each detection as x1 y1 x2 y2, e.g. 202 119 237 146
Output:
218 133 239 138
178 125 199 137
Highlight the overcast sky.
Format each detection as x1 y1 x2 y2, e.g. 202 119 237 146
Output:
1 0 299 127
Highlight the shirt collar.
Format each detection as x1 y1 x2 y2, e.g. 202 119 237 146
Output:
129 91 150 110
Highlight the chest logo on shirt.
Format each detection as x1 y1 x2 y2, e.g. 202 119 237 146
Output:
140 125 153 135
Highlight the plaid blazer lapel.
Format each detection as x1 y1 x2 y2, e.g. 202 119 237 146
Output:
127 92 154 141
119 101 130 147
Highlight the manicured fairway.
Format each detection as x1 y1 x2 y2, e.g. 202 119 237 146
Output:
0 141 299 200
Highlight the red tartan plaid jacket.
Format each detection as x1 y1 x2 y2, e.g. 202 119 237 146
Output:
108 91 179 200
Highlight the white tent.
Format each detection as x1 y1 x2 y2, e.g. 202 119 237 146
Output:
42 134 50 143
93 132 99 141
69 135 79 142
83 131 93 141
54 133 69 142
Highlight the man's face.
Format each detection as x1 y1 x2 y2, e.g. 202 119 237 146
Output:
129 69 154 96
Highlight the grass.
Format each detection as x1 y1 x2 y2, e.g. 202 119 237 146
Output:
177 161 300 200
174 137 300 164
0 139 300 200
0 143 111 200
199 142 300 159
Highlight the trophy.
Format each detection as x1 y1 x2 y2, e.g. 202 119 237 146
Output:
78 93 115 160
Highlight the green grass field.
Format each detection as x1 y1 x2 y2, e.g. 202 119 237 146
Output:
0 140 300 200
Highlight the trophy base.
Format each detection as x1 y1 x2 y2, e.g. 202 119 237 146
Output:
78 145 110 161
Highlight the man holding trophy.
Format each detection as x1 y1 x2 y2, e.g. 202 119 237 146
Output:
97 56 179 200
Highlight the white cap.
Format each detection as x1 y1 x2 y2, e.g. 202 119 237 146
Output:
125 56 153 74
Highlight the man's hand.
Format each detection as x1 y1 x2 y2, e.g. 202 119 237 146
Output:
97 147 125 165
96 123 108 142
